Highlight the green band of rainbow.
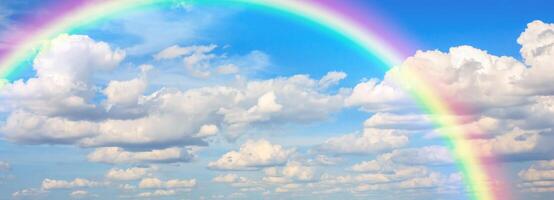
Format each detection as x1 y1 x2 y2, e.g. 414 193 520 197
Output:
0 1 503 199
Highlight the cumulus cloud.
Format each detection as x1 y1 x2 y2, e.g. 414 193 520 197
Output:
154 44 217 60
343 20 554 162
137 189 177 197
213 174 240 183
88 147 194 164
384 146 454 165
12 188 47 198
41 178 103 190
208 139 295 170
0 34 124 119
317 128 408 155
318 71 347 89
105 167 152 181
518 160 554 193
264 161 317 183
1 40 345 149
138 177 196 189
70 190 89 199
103 65 151 110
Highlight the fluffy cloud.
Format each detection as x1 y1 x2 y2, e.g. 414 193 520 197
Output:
137 189 177 197
70 190 89 199
154 44 217 60
103 65 151 109
2 111 99 145
350 146 453 177
384 146 454 165
208 139 295 170
344 20 554 162
41 178 102 190
213 174 240 183
318 71 347 89
0 34 124 119
105 167 152 181
1 38 346 150
518 160 554 193
11 188 47 198
138 177 196 189
262 161 318 184
317 128 408 155
88 147 194 164
519 160 554 181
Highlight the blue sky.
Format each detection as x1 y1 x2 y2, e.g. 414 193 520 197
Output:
0 1 554 199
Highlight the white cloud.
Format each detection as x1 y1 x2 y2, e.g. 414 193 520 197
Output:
195 124 219 138
154 44 217 60
138 177 196 189
344 78 411 112
363 112 433 130
518 160 554 193
103 65 151 109
519 160 554 181
472 128 543 157
281 161 317 182
0 34 124 119
12 188 47 198
105 167 152 181
2 111 99 145
318 71 347 89
212 174 240 183
88 147 193 164
317 128 408 155
137 189 177 197
70 190 89 199
385 146 454 165
41 178 102 190
208 139 295 170
216 64 239 74
517 21 554 94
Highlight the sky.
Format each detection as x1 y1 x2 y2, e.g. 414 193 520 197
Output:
0 0 553 199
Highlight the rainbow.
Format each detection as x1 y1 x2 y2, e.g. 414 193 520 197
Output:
0 1 505 199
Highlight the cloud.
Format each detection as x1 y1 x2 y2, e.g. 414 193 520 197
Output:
343 20 554 163
138 177 196 189
212 174 240 183
269 161 317 182
208 139 295 170
154 44 262 78
384 146 454 166
216 64 239 74
70 190 89 199
318 71 347 89
12 188 47 199
103 65 151 109
363 112 434 131
154 44 217 60
41 178 102 190
519 160 554 181
2 40 345 148
137 189 177 197
518 160 554 193
316 128 408 155
0 34 124 119
2 111 99 145
88 147 194 164
212 174 258 188
105 167 152 181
